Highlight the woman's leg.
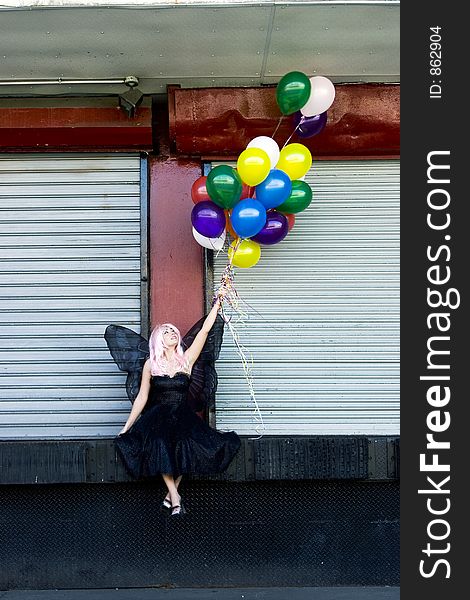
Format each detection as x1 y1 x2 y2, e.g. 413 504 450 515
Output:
161 473 181 507
163 475 182 502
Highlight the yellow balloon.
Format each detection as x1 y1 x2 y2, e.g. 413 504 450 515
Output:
228 239 261 268
276 143 312 180
236 148 271 187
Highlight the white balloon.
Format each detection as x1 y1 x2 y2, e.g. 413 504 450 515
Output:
192 227 226 251
247 136 280 170
300 76 335 117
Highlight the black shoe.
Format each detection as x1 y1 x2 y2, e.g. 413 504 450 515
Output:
170 503 187 517
161 498 172 514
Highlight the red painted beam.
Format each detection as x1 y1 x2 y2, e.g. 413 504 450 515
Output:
169 84 399 158
148 156 204 336
0 107 152 151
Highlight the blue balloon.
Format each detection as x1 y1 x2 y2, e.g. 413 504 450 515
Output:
231 198 267 238
255 169 292 210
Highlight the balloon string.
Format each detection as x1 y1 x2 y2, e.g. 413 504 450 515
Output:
220 269 312 334
271 115 284 140
237 294 305 332
282 116 305 149
228 237 242 267
224 317 265 439
218 262 266 439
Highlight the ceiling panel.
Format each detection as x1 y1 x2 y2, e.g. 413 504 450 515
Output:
266 4 399 81
131 6 271 79
0 3 399 96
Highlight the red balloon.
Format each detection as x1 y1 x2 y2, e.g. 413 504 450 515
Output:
191 176 211 204
285 214 296 231
241 182 256 199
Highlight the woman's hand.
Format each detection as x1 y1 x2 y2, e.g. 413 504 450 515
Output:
118 426 128 436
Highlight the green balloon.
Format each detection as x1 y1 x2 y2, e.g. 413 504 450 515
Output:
277 180 313 213
276 71 311 115
206 165 243 209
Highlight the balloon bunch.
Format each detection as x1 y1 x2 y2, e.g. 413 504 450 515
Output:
190 72 335 435
191 71 336 269
276 72 335 137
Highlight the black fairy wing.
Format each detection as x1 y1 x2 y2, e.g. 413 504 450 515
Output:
182 314 225 412
104 325 149 403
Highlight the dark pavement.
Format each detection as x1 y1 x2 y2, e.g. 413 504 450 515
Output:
0 588 399 600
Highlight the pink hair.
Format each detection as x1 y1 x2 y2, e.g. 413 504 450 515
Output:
148 323 188 376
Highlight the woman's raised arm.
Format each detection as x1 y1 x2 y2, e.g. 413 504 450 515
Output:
184 291 225 367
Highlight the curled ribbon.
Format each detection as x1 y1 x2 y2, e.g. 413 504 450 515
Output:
216 259 266 439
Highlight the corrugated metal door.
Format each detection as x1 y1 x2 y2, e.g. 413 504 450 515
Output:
0 154 146 439
212 160 399 435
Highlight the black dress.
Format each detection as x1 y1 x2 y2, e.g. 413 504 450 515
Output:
104 315 241 480
114 372 241 479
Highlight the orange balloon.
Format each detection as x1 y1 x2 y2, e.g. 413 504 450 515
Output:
225 210 238 238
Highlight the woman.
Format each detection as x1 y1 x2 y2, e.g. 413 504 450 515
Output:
111 290 240 517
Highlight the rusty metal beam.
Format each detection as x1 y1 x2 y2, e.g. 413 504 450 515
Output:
0 107 152 151
169 84 399 158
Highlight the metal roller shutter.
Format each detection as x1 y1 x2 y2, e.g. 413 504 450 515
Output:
0 154 145 439
212 160 399 435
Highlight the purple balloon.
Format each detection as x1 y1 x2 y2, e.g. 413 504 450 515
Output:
292 110 327 139
191 200 225 238
252 211 289 245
